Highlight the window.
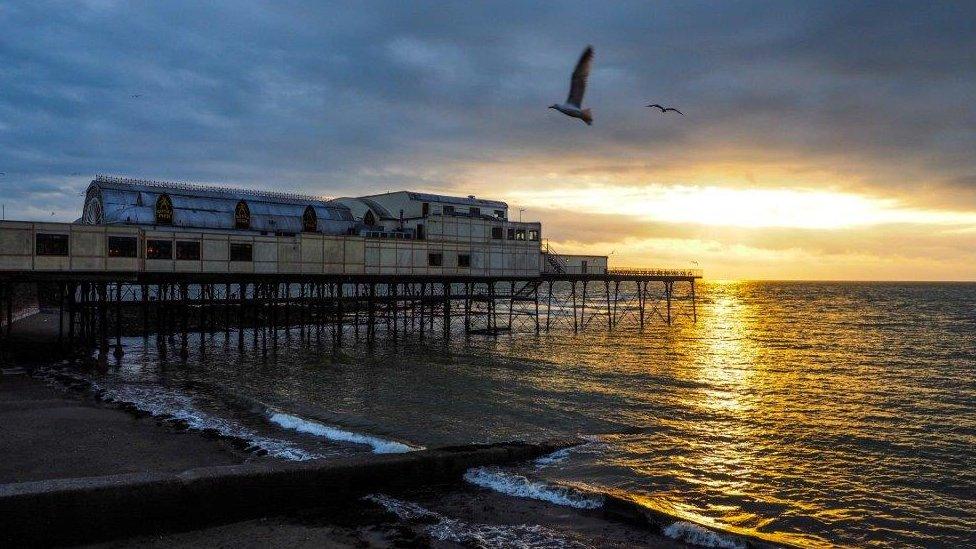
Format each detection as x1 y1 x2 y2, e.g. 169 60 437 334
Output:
428 252 443 267
515 229 526 241
457 254 471 268
491 226 503 240
528 229 539 241
507 228 515 240
422 202 429 217
363 210 377 226
469 207 480 217
442 205 455 215
234 201 250 230
176 241 201 260
581 260 588 274
36 234 69 256
230 242 253 261
416 224 425 240
155 194 173 225
107 236 137 258
302 206 317 233
494 209 505 219
144 239 171 259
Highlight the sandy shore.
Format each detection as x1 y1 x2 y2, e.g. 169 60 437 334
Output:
0 375 245 484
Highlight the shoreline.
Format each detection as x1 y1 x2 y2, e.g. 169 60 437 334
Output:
1 373 693 548
0 313 783 548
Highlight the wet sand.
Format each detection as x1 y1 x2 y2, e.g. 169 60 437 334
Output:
0 375 244 484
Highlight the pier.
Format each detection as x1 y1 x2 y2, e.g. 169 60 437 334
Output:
0 177 701 361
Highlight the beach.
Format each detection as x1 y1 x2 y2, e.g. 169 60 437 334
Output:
1 339 687 547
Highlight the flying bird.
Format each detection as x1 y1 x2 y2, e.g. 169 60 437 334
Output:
549 45 594 125
646 104 683 115
130 94 142 98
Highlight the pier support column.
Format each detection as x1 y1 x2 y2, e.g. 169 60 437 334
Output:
57 283 65 350
179 283 189 360
545 281 553 333
67 282 77 352
463 282 471 334
113 282 124 360
443 282 452 336
665 281 673 326
97 282 108 364
571 281 578 334
367 283 376 340
580 281 588 332
638 281 646 331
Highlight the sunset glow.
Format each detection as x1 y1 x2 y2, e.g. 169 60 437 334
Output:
506 185 976 230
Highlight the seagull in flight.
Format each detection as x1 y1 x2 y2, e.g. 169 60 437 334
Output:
130 94 142 99
646 103 683 115
549 45 594 125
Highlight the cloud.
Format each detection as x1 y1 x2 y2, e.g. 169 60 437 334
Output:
0 1 974 278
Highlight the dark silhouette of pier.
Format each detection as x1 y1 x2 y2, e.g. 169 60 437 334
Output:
0 270 700 363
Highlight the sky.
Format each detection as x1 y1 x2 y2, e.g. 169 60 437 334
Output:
1 1 975 280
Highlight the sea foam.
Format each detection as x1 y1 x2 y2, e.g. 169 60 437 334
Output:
39 370 321 461
662 521 747 549
365 493 588 548
266 411 421 454
463 466 603 509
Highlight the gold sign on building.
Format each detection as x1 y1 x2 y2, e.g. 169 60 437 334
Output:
155 194 173 225
234 200 250 229
302 206 317 232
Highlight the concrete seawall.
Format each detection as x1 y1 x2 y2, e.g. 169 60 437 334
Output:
0 439 575 546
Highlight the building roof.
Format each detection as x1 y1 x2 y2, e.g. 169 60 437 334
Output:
360 190 507 209
82 175 356 234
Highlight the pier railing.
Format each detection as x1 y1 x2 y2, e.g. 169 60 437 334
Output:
607 268 702 278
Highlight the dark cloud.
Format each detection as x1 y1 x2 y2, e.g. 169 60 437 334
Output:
0 0 974 223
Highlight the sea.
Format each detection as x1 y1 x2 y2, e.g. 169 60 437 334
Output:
42 281 976 548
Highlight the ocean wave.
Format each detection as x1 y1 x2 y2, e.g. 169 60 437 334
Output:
662 521 747 549
534 447 574 468
265 411 422 454
365 493 589 548
39 369 321 461
463 467 603 509
534 436 607 469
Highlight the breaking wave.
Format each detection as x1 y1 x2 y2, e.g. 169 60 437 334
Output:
266 410 422 454
534 447 574 468
39 369 321 461
365 493 589 548
463 466 603 509
662 521 747 549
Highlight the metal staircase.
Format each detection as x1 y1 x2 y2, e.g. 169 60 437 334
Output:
543 243 568 274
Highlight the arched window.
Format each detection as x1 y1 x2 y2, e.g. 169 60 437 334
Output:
363 210 376 227
302 206 317 232
234 200 250 229
155 194 173 225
